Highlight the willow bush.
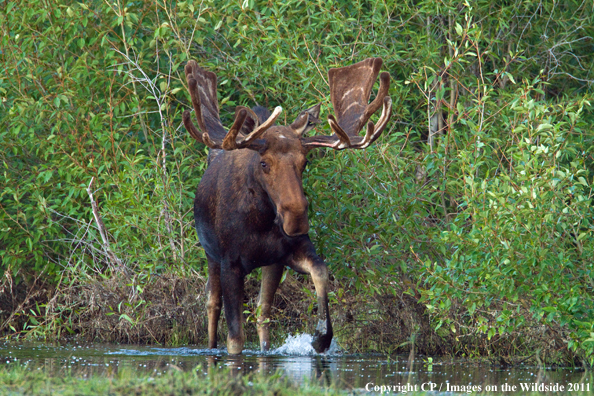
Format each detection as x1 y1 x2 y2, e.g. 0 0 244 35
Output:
1 0 593 360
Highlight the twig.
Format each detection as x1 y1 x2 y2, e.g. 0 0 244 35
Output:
350 27 362 60
303 35 329 87
87 177 125 273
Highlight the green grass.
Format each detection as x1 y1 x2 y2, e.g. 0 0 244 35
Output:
1 363 589 395
0 364 345 396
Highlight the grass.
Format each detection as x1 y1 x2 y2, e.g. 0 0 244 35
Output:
0 364 346 396
1 362 591 395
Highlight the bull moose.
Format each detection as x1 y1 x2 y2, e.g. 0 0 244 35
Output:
182 57 392 354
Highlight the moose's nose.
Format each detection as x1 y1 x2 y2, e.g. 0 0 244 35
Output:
282 216 310 237
280 200 309 237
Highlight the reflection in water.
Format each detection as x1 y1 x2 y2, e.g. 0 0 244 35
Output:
1 337 592 394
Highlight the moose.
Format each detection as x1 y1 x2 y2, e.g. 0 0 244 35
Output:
182 57 392 354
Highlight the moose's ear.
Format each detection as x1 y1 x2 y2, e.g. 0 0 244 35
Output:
290 103 321 136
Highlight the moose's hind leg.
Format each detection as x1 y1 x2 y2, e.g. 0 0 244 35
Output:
257 263 284 351
221 263 246 355
206 255 222 349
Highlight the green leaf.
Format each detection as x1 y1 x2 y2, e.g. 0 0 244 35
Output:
119 314 135 325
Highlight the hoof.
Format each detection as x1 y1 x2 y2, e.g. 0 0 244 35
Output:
227 346 243 355
312 319 333 353
227 336 244 355
312 332 332 353
312 329 333 353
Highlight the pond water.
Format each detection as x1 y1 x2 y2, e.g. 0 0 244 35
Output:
1 334 591 394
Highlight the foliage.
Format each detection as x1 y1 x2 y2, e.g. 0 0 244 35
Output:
1 0 593 360
0 364 342 396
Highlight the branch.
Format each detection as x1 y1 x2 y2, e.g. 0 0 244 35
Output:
86 177 125 273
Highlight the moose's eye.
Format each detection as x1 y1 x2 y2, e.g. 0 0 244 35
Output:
260 161 268 169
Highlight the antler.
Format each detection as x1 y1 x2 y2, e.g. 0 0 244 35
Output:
182 60 281 150
301 58 392 150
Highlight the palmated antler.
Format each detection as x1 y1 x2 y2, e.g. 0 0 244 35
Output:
182 60 281 150
301 58 392 150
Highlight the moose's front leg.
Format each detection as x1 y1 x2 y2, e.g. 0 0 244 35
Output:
288 252 333 353
221 263 245 355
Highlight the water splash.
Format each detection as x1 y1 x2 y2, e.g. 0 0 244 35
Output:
272 334 341 356
273 334 315 355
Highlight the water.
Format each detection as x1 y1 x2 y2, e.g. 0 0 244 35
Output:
1 335 591 394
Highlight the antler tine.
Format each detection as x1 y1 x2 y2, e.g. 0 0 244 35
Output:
326 115 352 149
182 110 205 143
184 61 208 136
223 106 282 150
364 72 390 122
221 107 249 150
237 106 260 136
350 96 392 149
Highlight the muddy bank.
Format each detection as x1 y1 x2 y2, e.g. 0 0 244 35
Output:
0 272 579 364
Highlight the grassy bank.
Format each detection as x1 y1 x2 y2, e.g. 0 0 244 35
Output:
0 364 345 396
2 363 590 396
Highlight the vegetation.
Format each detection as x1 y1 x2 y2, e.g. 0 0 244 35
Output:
1 363 591 396
1 0 593 363
0 364 344 395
